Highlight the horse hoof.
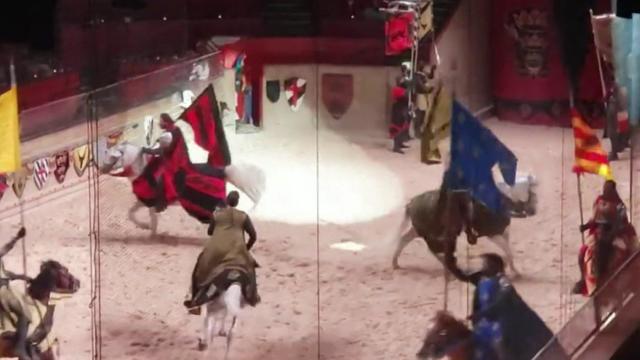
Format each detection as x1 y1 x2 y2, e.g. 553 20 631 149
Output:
197 339 207 351
218 330 227 337
392 263 400 270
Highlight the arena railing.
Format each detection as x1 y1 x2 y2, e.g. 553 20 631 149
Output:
18 51 223 154
533 247 640 359
0 51 224 217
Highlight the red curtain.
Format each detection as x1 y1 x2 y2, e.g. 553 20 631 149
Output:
492 0 610 127
491 0 570 126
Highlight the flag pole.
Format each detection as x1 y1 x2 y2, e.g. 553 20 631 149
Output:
589 10 608 99
571 91 586 245
631 129 635 221
7 56 27 282
577 173 586 245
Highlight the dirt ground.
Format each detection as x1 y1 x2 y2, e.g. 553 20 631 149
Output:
0 66 638 360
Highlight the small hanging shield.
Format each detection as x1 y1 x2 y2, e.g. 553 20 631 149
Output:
266 80 281 103
322 73 354 120
284 77 307 112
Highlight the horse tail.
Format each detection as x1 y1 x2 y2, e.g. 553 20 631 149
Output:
386 203 412 247
526 174 539 216
224 162 266 207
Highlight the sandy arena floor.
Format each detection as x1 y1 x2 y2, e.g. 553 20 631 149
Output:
0 67 638 360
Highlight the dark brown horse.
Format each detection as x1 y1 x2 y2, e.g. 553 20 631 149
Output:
0 260 80 360
416 311 568 360
416 311 474 360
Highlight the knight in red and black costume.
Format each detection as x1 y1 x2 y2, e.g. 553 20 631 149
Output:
138 113 226 222
390 85 411 154
573 180 639 296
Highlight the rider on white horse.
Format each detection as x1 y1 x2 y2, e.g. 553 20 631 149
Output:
185 191 260 312
139 113 176 212
141 113 231 213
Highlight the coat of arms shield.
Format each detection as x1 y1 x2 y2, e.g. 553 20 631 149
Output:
322 73 354 120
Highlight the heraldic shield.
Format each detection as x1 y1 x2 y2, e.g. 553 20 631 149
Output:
266 80 280 103
322 73 353 120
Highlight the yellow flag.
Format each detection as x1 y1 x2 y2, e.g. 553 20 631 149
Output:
421 85 452 164
0 61 20 173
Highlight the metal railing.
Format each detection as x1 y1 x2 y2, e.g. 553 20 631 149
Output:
533 248 640 359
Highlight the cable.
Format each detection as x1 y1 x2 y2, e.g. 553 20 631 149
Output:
561 127 565 325
314 37 321 360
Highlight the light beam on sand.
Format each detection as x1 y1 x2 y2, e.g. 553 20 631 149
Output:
225 106 404 225
330 241 367 252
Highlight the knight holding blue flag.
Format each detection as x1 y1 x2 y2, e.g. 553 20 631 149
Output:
438 102 560 359
443 100 518 217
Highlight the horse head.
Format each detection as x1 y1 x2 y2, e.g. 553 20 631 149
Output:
416 311 472 360
28 260 80 302
100 142 146 178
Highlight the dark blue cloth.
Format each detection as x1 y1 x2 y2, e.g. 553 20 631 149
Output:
472 277 504 360
445 101 518 214
470 274 557 360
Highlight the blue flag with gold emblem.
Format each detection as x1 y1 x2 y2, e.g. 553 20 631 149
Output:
444 101 517 214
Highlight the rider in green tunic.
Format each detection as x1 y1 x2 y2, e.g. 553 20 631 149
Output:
185 191 260 312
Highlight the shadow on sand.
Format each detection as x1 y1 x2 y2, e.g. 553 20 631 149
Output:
100 234 205 247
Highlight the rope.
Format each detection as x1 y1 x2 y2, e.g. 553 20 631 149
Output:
87 93 103 359
87 0 102 357
314 42 321 360
560 125 566 326
443 264 449 311
630 129 634 221
19 201 26 292
465 244 470 318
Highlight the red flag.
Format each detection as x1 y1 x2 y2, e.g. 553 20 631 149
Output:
178 85 231 167
385 13 413 55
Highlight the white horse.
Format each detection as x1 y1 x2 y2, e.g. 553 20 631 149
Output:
197 283 243 359
100 142 266 236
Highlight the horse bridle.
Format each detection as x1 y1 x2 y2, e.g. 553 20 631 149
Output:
431 333 472 358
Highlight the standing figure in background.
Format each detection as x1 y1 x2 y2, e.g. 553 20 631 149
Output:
413 62 436 138
390 84 411 154
605 87 631 161
573 180 638 295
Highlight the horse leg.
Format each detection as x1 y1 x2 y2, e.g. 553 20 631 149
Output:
224 317 238 360
216 302 228 337
198 304 214 351
149 208 159 237
489 229 520 277
392 227 419 269
223 284 242 360
128 201 151 230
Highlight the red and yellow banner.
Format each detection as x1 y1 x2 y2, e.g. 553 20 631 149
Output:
571 108 613 180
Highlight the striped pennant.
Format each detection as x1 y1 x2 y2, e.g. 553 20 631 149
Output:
33 157 50 190
571 108 613 180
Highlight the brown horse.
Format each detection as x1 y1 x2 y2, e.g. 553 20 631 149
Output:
416 311 474 360
416 311 568 360
0 260 80 360
391 188 519 276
